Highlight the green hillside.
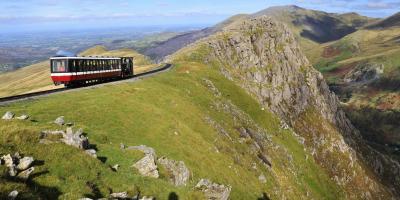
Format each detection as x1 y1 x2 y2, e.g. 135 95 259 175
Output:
0 61 342 199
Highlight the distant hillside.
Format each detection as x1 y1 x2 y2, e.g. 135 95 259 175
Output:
144 6 375 61
253 5 374 43
143 14 248 61
367 12 400 29
80 45 153 66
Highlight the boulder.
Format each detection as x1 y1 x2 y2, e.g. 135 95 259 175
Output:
2 111 14 120
61 128 89 149
85 149 97 158
8 190 18 200
54 116 65 126
158 157 190 186
1 154 14 167
16 157 34 171
110 192 128 199
17 167 34 180
195 179 231 200
16 115 29 120
126 145 156 157
132 154 159 178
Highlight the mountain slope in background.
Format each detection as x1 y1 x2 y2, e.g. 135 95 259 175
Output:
307 11 400 163
144 6 376 61
367 12 400 29
143 14 248 61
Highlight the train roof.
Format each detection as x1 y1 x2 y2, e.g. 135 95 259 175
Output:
50 57 121 60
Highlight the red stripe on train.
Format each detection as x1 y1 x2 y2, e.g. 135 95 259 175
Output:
51 71 121 82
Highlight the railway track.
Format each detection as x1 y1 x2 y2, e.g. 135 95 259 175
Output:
0 63 172 105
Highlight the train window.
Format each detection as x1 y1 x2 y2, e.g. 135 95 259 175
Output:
52 60 67 73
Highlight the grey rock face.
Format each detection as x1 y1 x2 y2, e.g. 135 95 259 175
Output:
158 157 190 186
16 115 29 120
195 179 231 200
206 15 399 196
17 167 34 180
54 116 65 126
132 154 159 178
2 111 14 120
16 157 34 171
258 174 267 183
8 190 18 200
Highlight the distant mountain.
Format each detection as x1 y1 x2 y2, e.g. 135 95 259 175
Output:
367 12 400 29
145 6 376 61
143 14 248 61
252 5 375 43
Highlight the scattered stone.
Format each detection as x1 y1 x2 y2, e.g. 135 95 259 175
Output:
126 145 156 157
16 114 29 120
8 190 18 200
258 174 267 183
65 122 74 126
61 128 89 149
158 157 190 186
111 164 120 172
17 167 35 180
85 149 97 158
78 198 93 200
195 179 231 200
110 192 128 199
54 116 65 126
132 154 159 178
16 157 34 171
120 143 126 149
2 111 14 120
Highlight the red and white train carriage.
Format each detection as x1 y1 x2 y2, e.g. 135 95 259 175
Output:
50 56 133 87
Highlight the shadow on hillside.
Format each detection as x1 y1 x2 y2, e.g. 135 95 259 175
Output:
0 172 62 199
344 106 400 160
168 192 179 200
257 192 271 200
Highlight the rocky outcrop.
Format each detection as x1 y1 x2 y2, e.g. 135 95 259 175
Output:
132 154 159 178
195 179 231 200
344 62 384 84
204 15 397 198
158 157 190 186
1 153 35 179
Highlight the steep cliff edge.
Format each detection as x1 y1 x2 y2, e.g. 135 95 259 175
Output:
172 16 398 198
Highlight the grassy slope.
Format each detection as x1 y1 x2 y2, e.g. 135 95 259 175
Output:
0 46 155 98
0 54 343 199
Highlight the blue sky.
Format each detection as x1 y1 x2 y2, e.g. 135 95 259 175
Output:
1 0 399 33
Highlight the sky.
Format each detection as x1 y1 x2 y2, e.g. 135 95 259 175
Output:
0 0 399 33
